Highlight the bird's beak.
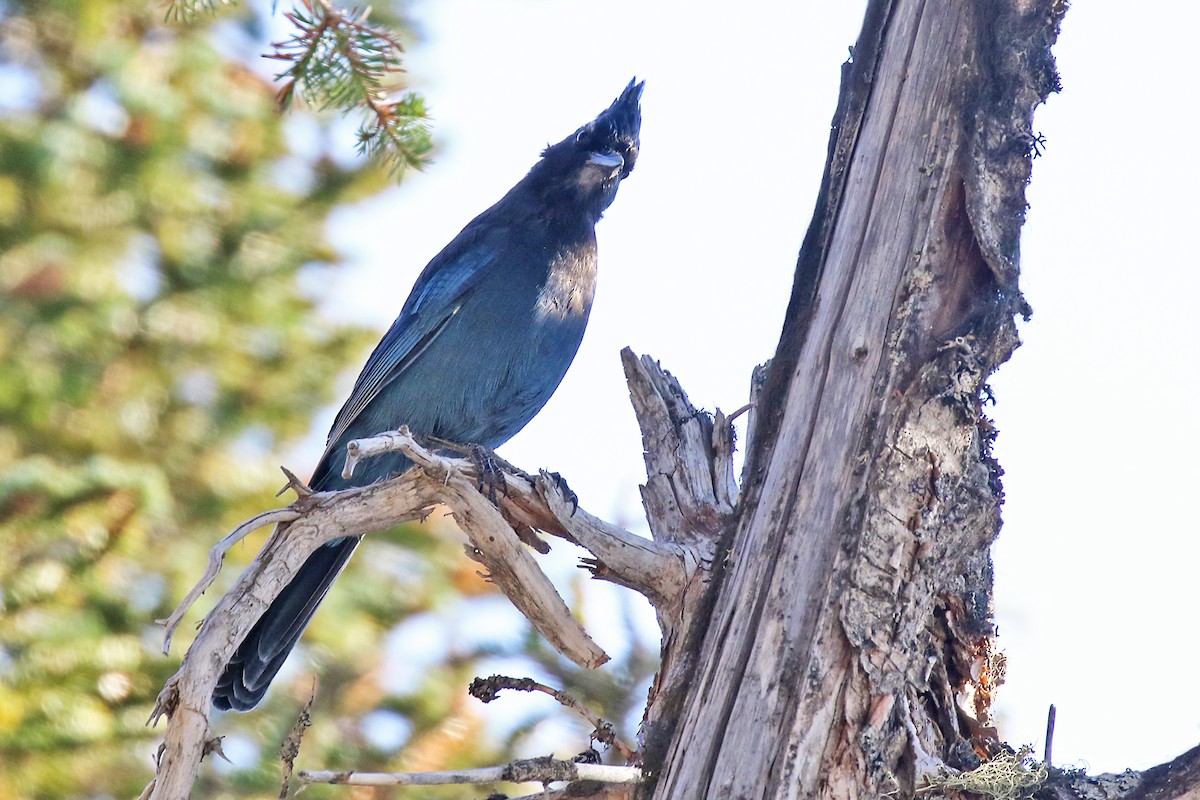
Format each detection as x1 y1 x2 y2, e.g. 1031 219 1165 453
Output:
587 151 624 171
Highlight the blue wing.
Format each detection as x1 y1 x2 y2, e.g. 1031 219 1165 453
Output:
319 226 504 459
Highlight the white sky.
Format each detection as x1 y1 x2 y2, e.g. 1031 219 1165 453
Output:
318 0 1200 775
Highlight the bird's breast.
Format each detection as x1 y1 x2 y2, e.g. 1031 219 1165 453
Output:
534 249 597 323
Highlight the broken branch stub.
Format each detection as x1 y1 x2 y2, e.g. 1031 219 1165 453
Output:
621 348 737 550
429 469 609 670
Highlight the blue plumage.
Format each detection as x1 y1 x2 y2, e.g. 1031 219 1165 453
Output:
213 79 644 711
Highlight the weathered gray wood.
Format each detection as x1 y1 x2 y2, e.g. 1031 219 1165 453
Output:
618 351 738 762
644 0 1064 797
623 349 737 549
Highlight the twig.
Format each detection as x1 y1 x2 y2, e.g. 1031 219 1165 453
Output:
1044 704 1056 767
469 675 636 762
279 686 317 799
202 736 230 763
727 401 753 422
156 506 300 653
299 758 642 787
343 428 427 479
278 466 312 497
536 470 689 603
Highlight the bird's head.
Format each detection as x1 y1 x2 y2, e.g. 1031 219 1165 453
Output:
528 78 644 223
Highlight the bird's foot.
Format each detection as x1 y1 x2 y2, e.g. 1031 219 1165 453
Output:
423 435 535 486
544 471 579 515
468 444 509 503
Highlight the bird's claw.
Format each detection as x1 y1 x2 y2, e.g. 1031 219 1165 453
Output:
574 747 601 764
469 444 508 503
545 471 579 515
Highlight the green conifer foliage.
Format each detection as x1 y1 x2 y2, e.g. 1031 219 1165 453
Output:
0 1 457 795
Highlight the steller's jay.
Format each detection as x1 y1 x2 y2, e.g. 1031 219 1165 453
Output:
213 79 644 711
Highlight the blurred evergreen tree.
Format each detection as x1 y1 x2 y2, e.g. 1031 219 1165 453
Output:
0 2 653 797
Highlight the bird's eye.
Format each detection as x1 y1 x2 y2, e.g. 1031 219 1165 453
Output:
575 126 590 145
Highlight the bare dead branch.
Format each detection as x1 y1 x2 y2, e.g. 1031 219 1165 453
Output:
298 759 642 787
535 470 691 603
156 506 301 653
346 432 608 668
148 431 627 798
279 687 316 799
469 674 636 762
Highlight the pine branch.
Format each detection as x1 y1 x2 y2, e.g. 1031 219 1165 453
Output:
269 0 432 173
163 0 235 24
355 92 432 174
165 0 432 174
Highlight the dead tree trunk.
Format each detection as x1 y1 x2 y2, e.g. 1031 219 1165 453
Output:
643 0 1064 797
